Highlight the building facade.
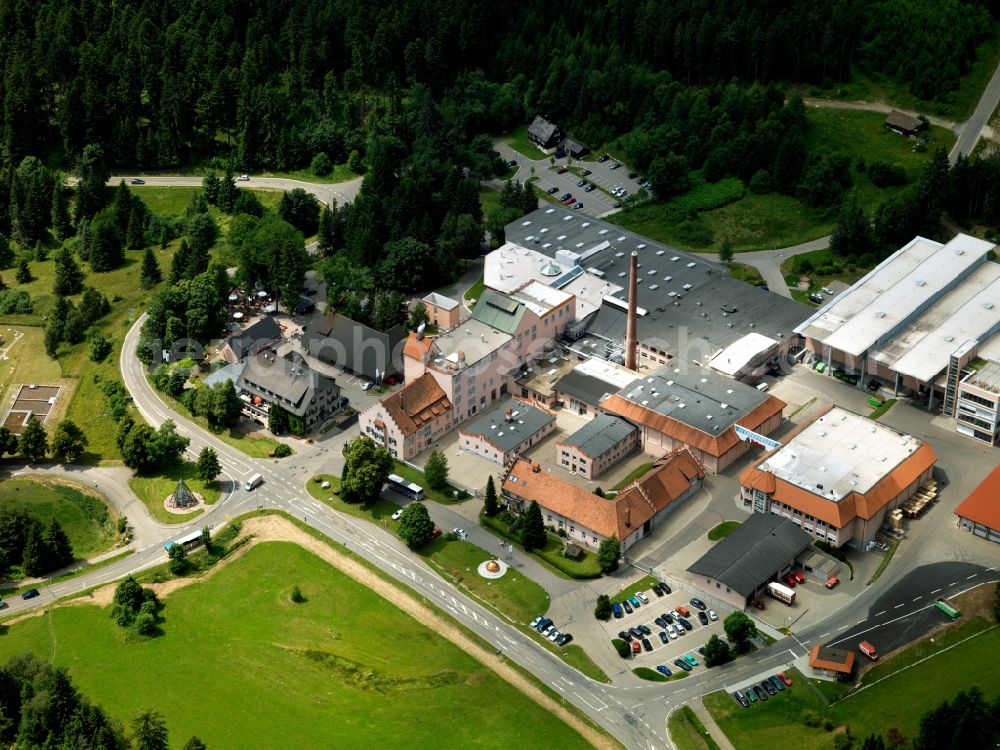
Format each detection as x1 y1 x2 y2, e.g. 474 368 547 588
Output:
557 414 638 479
358 373 455 460
236 352 340 432
459 398 556 465
955 360 1000 445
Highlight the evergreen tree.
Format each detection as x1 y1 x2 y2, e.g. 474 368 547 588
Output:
170 239 191 284
126 207 145 250
15 256 32 283
131 710 169 750
718 238 734 264
318 204 336 254
86 209 124 272
521 500 546 551
139 247 162 289
21 522 44 576
831 195 871 258
0 234 13 269
424 449 449 490
52 247 84 296
74 144 109 223
19 416 48 462
482 474 499 517
43 519 73 569
50 181 72 241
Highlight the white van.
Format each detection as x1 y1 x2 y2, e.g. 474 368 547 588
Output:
245 473 263 491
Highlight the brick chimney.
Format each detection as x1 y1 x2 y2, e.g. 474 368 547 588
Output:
625 250 639 371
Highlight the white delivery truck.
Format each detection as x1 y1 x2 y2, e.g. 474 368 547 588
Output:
766 581 796 605
245 473 263 491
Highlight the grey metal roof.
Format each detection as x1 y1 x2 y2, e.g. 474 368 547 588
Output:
471 290 527 335
460 399 554 453
687 514 812 597
559 414 635 458
203 361 245 388
528 115 559 144
301 313 403 378
224 316 281 360
554 369 620 407
504 208 809 350
617 365 769 434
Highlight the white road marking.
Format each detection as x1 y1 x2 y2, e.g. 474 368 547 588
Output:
894 603 905 609
967 573 978 579
875 611 886 617
930 588 942 594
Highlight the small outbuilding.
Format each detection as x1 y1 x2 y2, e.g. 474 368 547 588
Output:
527 115 563 150
808 644 856 680
170 478 198 509
885 110 925 137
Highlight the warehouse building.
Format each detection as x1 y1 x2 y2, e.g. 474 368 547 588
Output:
556 414 638 479
459 398 556 465
954 465 1000 544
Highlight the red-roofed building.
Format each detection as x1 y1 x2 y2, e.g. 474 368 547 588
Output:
501 451 704 551
359 373 454 460
739 406 937 549
955 465 1000 544
808 645 855 680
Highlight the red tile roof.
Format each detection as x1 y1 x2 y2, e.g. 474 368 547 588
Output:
809 644 855 674
601 394 785 458
502 451 704 540
954 465 1000 530
378 373 452 437
403 332 436 362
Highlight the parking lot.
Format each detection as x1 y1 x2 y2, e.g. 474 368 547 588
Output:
604 584 729 676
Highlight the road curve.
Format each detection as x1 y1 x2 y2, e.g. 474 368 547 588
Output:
111 175 364 208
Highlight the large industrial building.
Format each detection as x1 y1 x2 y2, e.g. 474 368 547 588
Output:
795 234 1000 415
739 406 937 549
490 208 809 370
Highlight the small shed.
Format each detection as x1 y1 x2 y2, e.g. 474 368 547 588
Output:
808 644 855 680
885 110 925 137
559 137 590 159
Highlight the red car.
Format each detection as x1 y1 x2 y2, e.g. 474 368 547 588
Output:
557 166 568 174
792 571 805 584
777 671 793 686
562 195 575 204
631 640 641 655
429 527 442 540
784 575 797 588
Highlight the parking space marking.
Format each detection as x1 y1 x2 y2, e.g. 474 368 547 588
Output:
874 611 886 617
931 588 942 594
912 596 922 602
818 632 830 638
967 573 978 579
894 603 905 609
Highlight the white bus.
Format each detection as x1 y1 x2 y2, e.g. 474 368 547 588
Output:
386 473 424 501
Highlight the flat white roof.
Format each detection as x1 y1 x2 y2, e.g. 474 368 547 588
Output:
511 280 574 317
708 332 780 376
429 319 512 370
759 407 923 502
573 356 639 390
795 234 994 357
422 291 459 311
485 242 621 319
975 332 1000 362
870 262 1000 382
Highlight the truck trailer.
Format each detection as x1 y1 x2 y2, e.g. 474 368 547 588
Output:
766 581 796 605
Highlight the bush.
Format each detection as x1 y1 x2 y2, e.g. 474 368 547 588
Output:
868 160 908 188
612 638 630 659
802 710 822 728
749 169 773 194
290 585 305 603
310 152 333 176
594 594 612 620
273 444 292 458
674 172 745 211
0 289 33 314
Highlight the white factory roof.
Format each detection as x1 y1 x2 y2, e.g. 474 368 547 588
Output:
795 234 994 357
510 280 574 317
573 356 641 390
758 407 924 502
870 261 1000 382
708 332 780 377
429 319 512 370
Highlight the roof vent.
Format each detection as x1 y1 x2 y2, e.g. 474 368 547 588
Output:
540 262 562 277
985 302 995 310
916 279 926 287
720 403 728 409
875 311 886 318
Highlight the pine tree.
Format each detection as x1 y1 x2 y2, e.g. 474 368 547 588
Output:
483 475 499 517
21 522 44 576
170 239 190 284
51 180 72 240
126 207 145 250
0 233 13 269
522 500 546 551
53 246 84 296
15 256 32 283
43 519 73 569
139 247 162 289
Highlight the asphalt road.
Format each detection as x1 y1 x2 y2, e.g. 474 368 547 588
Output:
952 59 1000 159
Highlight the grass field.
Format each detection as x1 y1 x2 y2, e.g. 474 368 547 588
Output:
705 620 1000 749
503 124 549 160
669 706 721 750
128 462 221 524
464 276 485 302
804 32 1000 120
480 186 503 216
0 542 591 749
0 477 119 561
256 165 358 184
392 461 468 504
633 666 668 682
707 521 741 541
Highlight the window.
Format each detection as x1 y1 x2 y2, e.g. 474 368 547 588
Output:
547 515 552 522
716 582 720 588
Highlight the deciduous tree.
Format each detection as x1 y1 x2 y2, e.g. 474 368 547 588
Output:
49 419 88 463
397 502 434 547
19 416 47 462
703 634 732 667
424 449 449 490
723 611 758 651
597 536 621 573
196 446 221 482
340 435 393 505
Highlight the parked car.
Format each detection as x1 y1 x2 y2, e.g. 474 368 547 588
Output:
557 166 568 174
793 571 805 584
597 154 610 163
656 665 673 677
547 628 562 642
609 162 620 170
612 201 622 208
673 658 692 672
658 631 668 644
622 600 634 614
562 194 575 204
530 615 545 629
809 292 824 304
627 171 638 179
506 159 518 167
535 617 552 632
584 184 596 192
636 591 650 605
662 612 674 624
641 638 653 652
556 633 573 646
708 609 718 622
631 640 642 655
825 576 840 589
581 169 592 176
821 286 834 295
629 627 644 639
770 675 785 692
746 687 758 703
576 179 587 187
618 630 632 642
451 528 467 539
637 624 651 636
558 192 572 201
690 598 707 611
130 178 145 185
675 605 691 618
237 174 250 181
698 645 706 655
541 624 555 636
661 583 672 594
734 691 749 708
572 202 583 209
546 186 559 194
777 671 793 686
612 602 623 619
784 575 797 588
21 589 39 600
666 624 677 639
678 617 693 631
753 685 768 702
762 680 776 696
654 616 667 629
629 596 642 609
361 380 374 391
684 654 699 667
429 527 442 540
698 611 709 626
652 584 665 598
391 508 404 520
